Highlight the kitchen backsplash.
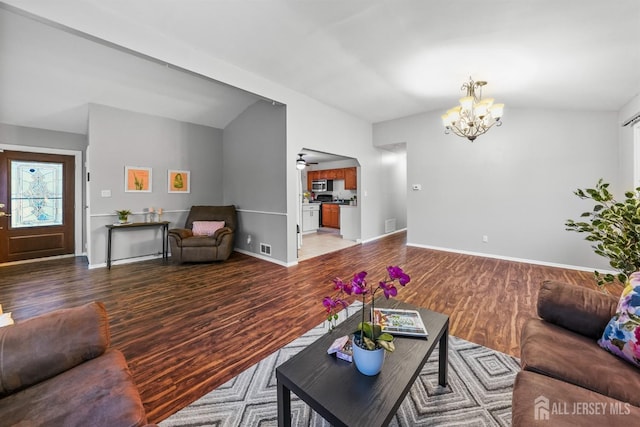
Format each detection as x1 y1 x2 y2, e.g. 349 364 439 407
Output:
318 179 356 201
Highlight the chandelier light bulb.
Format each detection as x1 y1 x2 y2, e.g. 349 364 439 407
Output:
459 96 474 111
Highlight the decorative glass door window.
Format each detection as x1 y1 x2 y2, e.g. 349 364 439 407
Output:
10 160 63 228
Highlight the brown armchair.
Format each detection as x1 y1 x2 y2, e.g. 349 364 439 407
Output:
168 205 237 263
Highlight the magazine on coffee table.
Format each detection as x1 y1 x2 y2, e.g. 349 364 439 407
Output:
373 308 428 338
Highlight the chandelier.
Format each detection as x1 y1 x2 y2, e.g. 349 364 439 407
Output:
441 77 504 142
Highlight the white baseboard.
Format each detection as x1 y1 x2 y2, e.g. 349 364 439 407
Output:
234 248 296 267
406 242 616 275
361 227 407 244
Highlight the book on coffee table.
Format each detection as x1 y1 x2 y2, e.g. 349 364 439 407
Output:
373 308 428 338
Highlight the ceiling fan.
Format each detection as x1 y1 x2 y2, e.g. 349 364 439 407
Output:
296 153 317 170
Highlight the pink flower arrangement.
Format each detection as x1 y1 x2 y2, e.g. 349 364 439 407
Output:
322 266 411 351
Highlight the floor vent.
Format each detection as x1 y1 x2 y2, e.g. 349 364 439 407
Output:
384 218 396 234
260 243 272 256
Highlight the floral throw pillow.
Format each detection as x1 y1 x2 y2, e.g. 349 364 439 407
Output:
598 272 640 368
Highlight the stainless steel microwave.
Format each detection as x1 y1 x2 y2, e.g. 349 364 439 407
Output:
312 179 327 192
312 179 333 192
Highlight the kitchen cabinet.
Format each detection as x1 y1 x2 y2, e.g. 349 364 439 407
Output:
307 167 357 191
307 171 319 191
322 203 340 229
302 204 320 232
323 169 344 180
344 167 357 189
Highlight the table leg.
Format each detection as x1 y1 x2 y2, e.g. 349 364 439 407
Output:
162 224 167 259
107 228 112 269
438 325 448 387
277 378 291 427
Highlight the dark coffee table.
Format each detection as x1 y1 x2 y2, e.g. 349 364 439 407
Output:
276 299 449 427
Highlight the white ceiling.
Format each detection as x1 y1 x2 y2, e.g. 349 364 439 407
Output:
0 6 262 134
1 0 639 135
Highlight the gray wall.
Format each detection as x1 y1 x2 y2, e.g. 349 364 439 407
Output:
0 123 86 151
87 104 224 266
223 100 288 262
374 107 620 270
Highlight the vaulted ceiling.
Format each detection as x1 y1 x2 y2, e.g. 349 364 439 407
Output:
1 0 639 135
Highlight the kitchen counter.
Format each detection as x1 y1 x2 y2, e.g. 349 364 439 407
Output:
339 205 360 240
307 200 358 238
321 201 356 206
302 203 320 232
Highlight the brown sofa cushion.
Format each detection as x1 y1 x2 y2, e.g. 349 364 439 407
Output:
520 318 640 406
537 280 618 339
180 236 220 248
0 302 109 397
0 349 149 427
512 370 640 427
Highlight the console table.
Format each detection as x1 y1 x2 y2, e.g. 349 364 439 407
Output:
105 221 170 269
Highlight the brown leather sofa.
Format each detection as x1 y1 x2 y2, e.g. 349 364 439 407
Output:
168 205 237 263
512 280 640 426
0 302 155 427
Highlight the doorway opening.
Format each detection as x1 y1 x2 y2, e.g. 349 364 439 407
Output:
297 148 360 261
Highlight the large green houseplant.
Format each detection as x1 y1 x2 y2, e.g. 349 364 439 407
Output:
565 179 640 287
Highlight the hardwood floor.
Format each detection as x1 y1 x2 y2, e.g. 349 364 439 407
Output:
0 231 621 423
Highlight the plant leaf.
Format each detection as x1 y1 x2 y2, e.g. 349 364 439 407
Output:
378 339 395 352
363 336 376 350
378 332 394 341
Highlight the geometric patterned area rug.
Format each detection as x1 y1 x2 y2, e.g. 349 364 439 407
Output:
161 305 519 427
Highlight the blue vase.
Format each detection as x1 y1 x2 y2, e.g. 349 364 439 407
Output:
352 341 385 376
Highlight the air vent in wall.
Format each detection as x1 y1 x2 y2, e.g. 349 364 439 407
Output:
260 243 272 256
385 218 397 234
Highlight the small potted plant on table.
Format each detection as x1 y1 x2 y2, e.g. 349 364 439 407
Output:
115 209 132 224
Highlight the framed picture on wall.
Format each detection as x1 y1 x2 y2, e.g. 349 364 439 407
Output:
125 166 152 192
168 169 190 193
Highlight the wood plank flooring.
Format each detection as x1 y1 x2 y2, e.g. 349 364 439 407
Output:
0 231 621 423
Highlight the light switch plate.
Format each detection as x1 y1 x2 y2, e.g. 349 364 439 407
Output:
101 190 112 197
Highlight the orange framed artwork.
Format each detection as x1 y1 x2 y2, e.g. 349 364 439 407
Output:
125 166 152 192
168 170 190 193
